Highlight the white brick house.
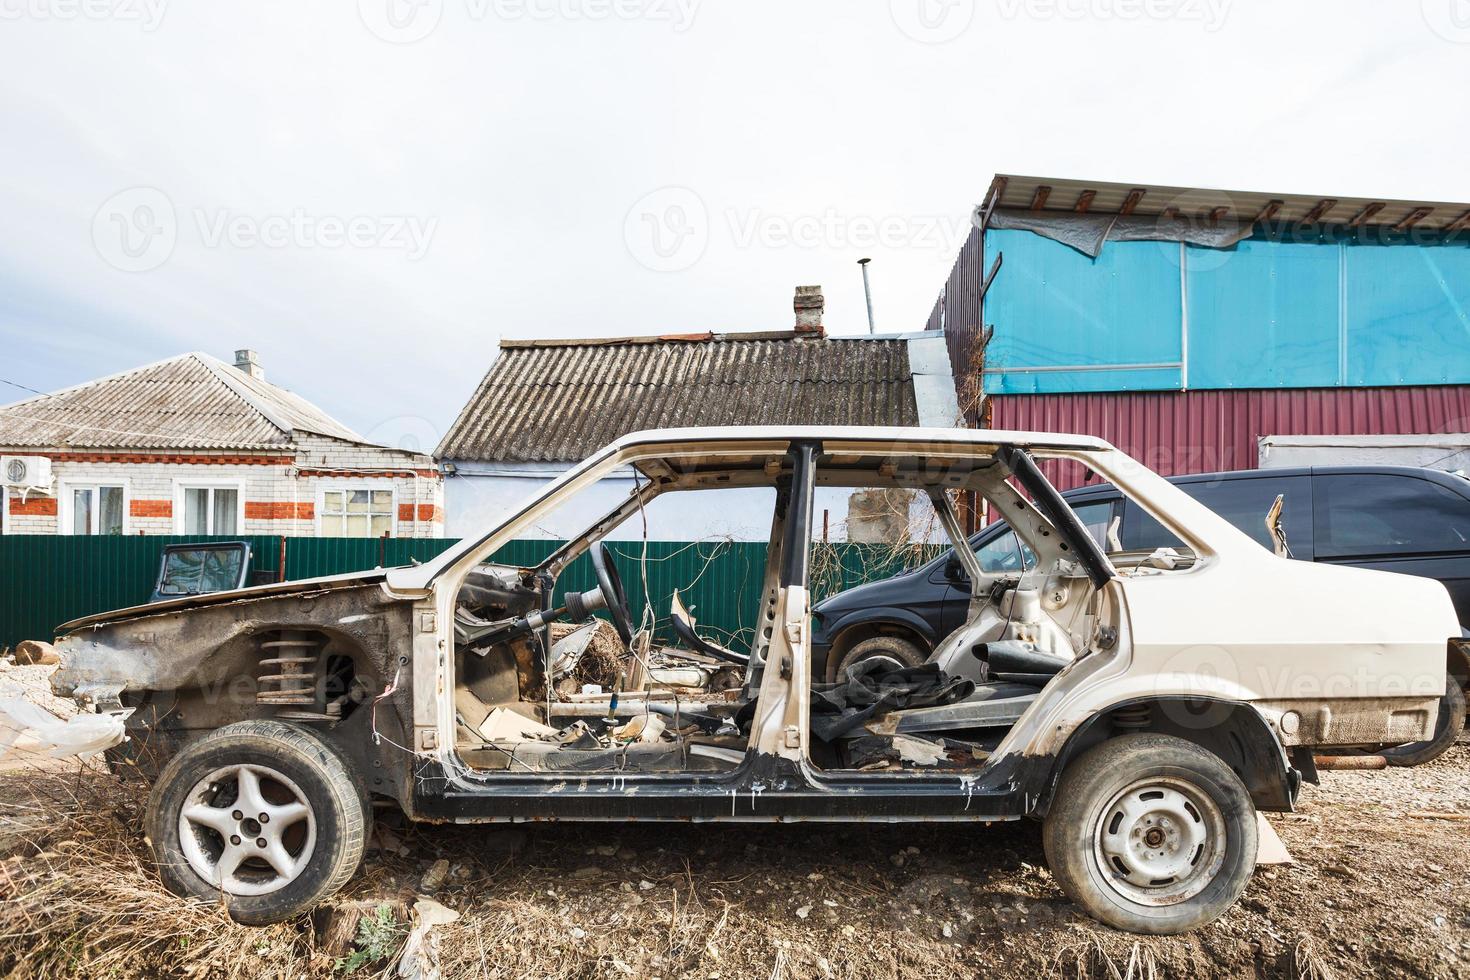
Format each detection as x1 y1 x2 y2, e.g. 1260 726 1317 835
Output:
0 351 443 538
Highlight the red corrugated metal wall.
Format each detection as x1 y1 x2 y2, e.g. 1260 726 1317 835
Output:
989 386 1470 491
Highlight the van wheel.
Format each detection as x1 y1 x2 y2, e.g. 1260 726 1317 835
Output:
1381 681 1466 767
831 635 925 681
1043 733 1258 935
146 720 368 925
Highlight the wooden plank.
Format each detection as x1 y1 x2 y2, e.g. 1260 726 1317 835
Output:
1251 199 1283 225
1207 206 1229 226
1348 202 1385 228
1442 209 1470 234
980 175 1008 215
976 253 1004 303
1073 190 1096 214
1301 199 1337 225
1029 185 1051 211
1118 188 1146 216
1393 206 1434 232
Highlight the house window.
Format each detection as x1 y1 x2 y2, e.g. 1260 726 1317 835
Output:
72 485 126 535
321 489 394 537
182 486 240 535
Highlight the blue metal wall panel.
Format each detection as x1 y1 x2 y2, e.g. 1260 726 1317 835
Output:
1186 239 1341 389
1346 244 1470 387
981 228 1470 394
983 229 1183 394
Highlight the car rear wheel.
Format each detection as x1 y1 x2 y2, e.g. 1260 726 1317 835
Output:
1043 733 1258 935
831 635 925 682
1381 681 1466 767
146 720 368 924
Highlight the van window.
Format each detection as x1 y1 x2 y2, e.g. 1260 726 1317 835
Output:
1123 475 1310 554
969 500 1116 573
1314 473 1470 558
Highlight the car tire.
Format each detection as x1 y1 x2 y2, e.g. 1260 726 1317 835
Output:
1043 733 1258 936
831 635 925 682
145 720 368 925
1381 681 1466 768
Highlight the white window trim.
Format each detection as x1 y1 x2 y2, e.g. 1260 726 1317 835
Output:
315 481 398 539
58 479 131 536
172 479 247 536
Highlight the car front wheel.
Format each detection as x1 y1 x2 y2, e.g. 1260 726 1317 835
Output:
1043 733 1258 935
146 720 368 925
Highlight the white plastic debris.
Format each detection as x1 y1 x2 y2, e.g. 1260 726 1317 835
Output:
395 898 460 980
0 698 126 761
892 734 946 767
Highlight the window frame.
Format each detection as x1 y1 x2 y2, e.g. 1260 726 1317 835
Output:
315 482 398 539
172 479 246 536
58 479 130 536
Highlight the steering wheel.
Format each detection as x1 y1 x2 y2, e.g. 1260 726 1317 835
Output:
589 542 634 647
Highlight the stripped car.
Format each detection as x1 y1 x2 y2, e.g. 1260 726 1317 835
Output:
44 427 1457 935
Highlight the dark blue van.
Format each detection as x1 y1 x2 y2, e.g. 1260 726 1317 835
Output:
811 466 1470 765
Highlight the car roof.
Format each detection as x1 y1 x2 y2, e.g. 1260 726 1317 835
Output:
611 425 1115 452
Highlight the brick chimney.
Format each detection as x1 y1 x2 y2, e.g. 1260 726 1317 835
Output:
794 285 825 338
234 349 265 381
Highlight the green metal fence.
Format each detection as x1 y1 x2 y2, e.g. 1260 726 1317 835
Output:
0 535 941 651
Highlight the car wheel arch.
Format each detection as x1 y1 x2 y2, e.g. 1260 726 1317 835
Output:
822 612 936 682
1032 696 1297 818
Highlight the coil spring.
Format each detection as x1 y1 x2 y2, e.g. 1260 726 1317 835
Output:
1113 705 1151 730
256 631 321 706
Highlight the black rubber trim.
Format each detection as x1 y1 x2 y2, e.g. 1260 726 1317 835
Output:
997 445 1113 589
780 442 818 588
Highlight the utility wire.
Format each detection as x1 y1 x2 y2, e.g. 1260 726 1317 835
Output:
0 377 55 399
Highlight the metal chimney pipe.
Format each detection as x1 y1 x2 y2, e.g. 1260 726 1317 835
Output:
857 258 876 334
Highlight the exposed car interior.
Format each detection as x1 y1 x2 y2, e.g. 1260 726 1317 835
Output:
448 443 1138 776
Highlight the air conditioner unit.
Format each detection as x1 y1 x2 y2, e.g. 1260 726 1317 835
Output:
2 456 52 490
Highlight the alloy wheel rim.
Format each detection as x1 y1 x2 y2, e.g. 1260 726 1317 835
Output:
177 764 317 896
1092 776 1227 906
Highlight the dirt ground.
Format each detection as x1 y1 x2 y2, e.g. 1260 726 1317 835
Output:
0 660 1467 978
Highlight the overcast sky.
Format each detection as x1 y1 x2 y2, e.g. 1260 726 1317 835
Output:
3 0 1469 453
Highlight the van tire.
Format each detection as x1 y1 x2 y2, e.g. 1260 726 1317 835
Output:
1043 733 1258 935
832 635 925 681
1381 681 1466 768
146 720 368 925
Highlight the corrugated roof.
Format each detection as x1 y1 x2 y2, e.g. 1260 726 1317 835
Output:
438 332 920 463
0 352 367 450
983 174 1470 234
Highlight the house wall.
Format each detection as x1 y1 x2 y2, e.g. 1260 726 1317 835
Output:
1 437 444 538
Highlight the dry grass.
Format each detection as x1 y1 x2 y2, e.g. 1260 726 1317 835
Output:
1 747 1467 979
0 761 324 978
